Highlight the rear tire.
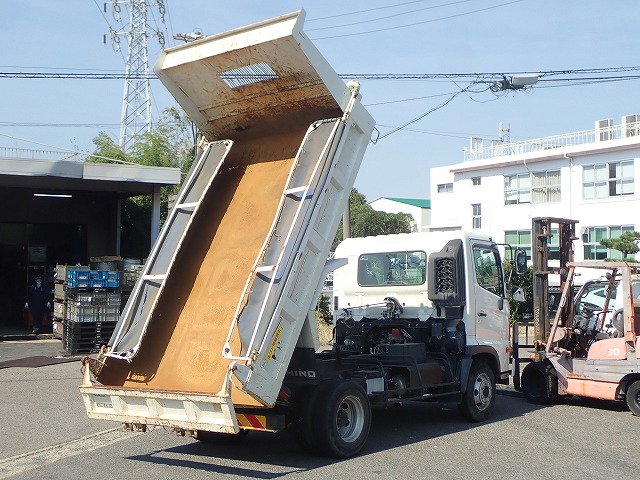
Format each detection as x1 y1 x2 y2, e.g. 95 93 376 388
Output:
459 361 496 422
521 361 559 405
292 386 321 452
626 380 640 416
313 380 371 458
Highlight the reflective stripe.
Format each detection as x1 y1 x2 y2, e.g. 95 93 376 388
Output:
237 414 267 430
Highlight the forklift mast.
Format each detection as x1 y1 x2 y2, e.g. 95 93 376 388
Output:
532 217 577 356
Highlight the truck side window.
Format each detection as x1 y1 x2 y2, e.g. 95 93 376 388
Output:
473 246 502 296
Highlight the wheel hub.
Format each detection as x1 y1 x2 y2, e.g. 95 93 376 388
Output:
473 372 493 411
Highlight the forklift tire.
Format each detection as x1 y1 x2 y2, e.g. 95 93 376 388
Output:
313 379 371 458
626 380 640 416
521 362 559 405
459 361 496 422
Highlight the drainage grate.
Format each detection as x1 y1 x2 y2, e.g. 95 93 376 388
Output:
220 62 279 88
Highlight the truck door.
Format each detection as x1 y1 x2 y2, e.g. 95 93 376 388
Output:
471 244 509 363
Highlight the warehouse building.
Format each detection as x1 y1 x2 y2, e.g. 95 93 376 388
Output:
0 148 180 336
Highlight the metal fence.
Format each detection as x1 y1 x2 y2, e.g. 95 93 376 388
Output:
0 147 83 161
464 121 640 162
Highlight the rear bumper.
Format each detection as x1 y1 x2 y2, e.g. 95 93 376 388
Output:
80 385 239 433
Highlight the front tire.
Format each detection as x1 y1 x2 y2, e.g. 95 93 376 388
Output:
314 380 371 458
521 361 559 405
459 361 496 422
626 380 640 416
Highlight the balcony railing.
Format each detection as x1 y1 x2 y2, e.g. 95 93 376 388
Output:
0 147 82 161
463 121 640 162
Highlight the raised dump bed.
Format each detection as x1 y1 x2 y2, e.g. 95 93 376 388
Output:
80 10 374 434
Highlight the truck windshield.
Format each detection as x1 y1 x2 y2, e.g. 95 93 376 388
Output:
358 251 426 286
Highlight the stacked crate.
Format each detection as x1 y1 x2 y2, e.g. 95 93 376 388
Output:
53 264 90 338
61 268 122 354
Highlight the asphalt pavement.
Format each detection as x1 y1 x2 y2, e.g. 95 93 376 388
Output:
0 337 637 480
0 337 120 462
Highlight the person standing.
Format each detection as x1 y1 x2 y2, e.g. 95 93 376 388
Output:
25 274 50 334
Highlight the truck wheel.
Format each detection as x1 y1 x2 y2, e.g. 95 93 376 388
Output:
521 362 559 405
459 361 496 422
626 380 640 416
292 386 321 453
314 380 371 458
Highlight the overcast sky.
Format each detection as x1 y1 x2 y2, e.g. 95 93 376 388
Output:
2 0 639 201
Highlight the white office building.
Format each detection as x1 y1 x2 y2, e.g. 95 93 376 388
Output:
430 115 640 263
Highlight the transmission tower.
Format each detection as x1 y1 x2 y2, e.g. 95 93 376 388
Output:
106 0 166 151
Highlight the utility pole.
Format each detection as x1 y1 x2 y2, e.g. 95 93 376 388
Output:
105 0 167 151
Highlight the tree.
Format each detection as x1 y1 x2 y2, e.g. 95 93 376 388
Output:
90 107 196 258
331 189 413 250
504 260 533 324
599 231 640 259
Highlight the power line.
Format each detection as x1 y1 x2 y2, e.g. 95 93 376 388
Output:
377 86 470 140
306 0 476 31
0 132 139 165
308 0 449 21
310 0 525 40
4 65 639 81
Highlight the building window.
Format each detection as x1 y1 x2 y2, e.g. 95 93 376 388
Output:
505 170 561 205
504 173 531 205
584 225 636 260
472 204 481 229
532 170 561 203
505 230 531 260
472 176 481 186
437 182 453 193
505 228 560 261
583 160 634 199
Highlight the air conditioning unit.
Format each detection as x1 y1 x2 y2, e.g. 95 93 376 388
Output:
622 114 640 137
595 119 613 141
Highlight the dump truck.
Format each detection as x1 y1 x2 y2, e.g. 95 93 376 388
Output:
79 10 526 457
517 218 640 415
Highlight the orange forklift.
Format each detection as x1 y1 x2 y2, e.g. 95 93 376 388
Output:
517 218 640 415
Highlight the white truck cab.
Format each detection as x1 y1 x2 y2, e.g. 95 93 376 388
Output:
331 231 516 409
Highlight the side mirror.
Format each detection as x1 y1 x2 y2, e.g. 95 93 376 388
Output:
512 287 526 302
514 249 528 274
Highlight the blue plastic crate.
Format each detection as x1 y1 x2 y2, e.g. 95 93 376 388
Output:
107 271 120 280
89 270 108 280
67 270 90 283
67 277 89 288
89 279 107 288
106 279 120 288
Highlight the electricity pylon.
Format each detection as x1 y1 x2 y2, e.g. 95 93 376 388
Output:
106 0 166 151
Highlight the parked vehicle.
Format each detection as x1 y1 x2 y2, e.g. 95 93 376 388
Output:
78 10 528 457
519 218 640 415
